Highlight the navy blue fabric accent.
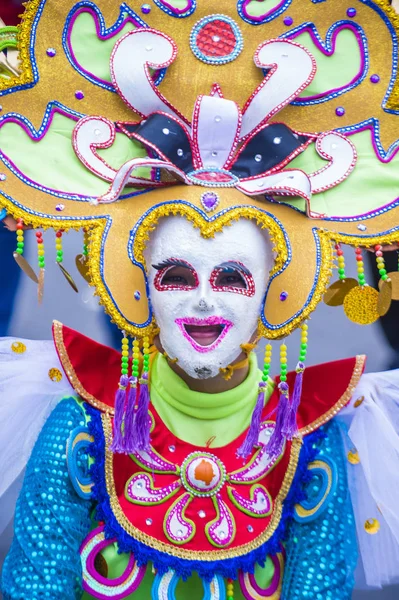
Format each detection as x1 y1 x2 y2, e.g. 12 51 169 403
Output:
1 398 93 600
281 420 357 599
131 113 194 173
0 227 21 336
230 124 309 179
86 403 325 582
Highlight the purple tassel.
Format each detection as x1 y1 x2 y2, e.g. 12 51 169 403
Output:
110 374 129 453
283 362 305 440
237 382 267 459
132 372 151 452
123 376 138 454
265 381 289 461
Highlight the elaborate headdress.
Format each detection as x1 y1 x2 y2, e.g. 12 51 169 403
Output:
1 0 399 453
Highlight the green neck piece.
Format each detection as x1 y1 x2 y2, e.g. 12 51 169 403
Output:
150 352 274 447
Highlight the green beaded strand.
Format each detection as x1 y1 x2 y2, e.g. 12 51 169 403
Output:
36 230 45 269
335 243 346 281
226 578 234 599
374 245 388 282
262 343 272 382
83 229 89 257
280 343 287 382
355 247 366 287
121 333 129 377
142 336 150 376
55 230 64 264
132 338 140 380
299 322 308 363
15 218 24 255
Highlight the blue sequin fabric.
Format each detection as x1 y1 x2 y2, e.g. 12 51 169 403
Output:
281 421 358 599
1 398 92 600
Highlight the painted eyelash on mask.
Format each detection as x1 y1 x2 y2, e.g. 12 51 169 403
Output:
214 260 251 276
152 258 193 270
210 260 256 296
153 257 199 291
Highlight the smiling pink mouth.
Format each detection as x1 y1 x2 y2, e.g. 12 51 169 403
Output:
175 317 233 353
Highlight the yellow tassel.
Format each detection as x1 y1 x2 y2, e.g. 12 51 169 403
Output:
240 338 259 355
219 357 249 380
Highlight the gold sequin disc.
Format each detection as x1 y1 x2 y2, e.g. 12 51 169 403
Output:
13 252 39 284
75 254 90 283
58 262 79 293
354 396 364 408
324 278 358 307
343 285 379 325
379 271 399 300
364 518 380 535
11 341 26 354
48 367 63 382
377 279 392 317
347 449 360 464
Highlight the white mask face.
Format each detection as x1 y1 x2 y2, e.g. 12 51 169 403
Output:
144 216 274 379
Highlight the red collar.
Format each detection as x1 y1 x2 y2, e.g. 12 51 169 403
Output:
53 320 365 434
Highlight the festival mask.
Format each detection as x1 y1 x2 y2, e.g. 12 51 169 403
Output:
145 216 273 379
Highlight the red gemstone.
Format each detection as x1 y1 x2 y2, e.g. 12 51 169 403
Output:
196 20 237 58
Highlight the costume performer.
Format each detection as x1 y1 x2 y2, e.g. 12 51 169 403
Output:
1 1 399 598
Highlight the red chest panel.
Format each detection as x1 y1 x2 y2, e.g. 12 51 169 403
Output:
104 406 298 558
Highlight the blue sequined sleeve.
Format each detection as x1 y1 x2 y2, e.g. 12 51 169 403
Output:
1 397 92 600
281 421 358 600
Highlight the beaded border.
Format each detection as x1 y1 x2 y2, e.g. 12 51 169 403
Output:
3 191 399 339
125 471 181 506
227 483 273 519
52 330 364 424
163 493 196 545
180 452 226 498
128 201 288 335
0 104 148 201
260 226 326 336
281 21 368 106
293 457 337 522
62 2 163 94
153 0 196 18
209 263 256 297
66 426 94 499
204 496 236 548
237 0 292 25
53 319 114 414
0 0 42 93
371 0 399 112
189 14 244 66
299 354 365 434
101 412 302 560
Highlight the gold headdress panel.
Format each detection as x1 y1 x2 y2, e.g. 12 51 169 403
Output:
1 0 399 339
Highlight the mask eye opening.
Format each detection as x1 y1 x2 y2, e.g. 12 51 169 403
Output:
209 261 255 297
153 259 199 291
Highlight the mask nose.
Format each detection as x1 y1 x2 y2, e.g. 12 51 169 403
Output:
198 297 214 312
194 277 214 312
